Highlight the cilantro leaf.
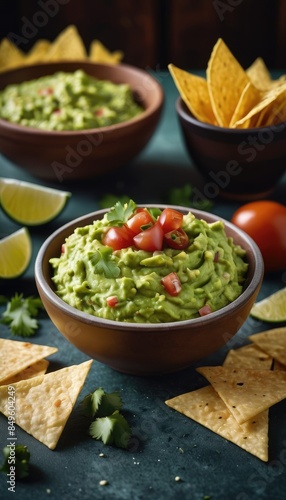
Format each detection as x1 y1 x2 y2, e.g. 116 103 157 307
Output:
0 445 30 479
91 248 120 279
106 200 137 225
0 293 44 337
166 183 213 211
81 387 123 418
89 410 131 449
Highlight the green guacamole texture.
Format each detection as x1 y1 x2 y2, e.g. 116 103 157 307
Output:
0 69 143 130
49 211 248 323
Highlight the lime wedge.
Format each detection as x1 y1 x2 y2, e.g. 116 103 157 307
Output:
0 227 32 278
0 178 71 225
250 288 286 322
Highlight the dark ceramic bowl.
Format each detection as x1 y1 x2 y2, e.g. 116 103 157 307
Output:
35 205 264 376
0 61 163 182
176 97 286 201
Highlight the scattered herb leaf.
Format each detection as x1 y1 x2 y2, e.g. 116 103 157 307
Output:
0 445 30 479
0 293 44 337
81 387 123 418
106 200 137 225
80 388 131 449
91 248 120 279
166 183 213 211
89 410 131 449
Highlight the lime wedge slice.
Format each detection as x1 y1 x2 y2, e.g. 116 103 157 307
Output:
0 178 71 225
250 288 286 322
0 227 32 278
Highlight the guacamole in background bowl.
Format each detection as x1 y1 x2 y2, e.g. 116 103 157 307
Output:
49 201 248 324
0 69 144 131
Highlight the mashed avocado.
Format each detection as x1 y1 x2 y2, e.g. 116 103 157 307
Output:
50 203 248 324
0 69 143 130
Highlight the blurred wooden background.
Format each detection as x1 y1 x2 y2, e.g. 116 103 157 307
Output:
1 0 286 70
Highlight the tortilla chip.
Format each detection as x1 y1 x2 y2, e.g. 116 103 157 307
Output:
232 83 286 128
89 40 123 64
229 82 261 128
206 38 250 127
0 360 93 449
168 63 217 124
166 386 268 461
196 366 286 424
25 39 52 64
273 360 286 371
44 25 87 62
0 38 26 72
223 344 273 370
249 327 286 366
0 339 57 384
0 359 49 385
246 58 273 91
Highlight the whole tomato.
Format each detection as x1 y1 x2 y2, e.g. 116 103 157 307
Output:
231 201 286 273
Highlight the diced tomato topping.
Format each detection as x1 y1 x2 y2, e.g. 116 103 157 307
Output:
102 225 134 251
161 272 182 296
38 87 53 96
61 244 65 254
126 209 154 235
133 222 164 251
158 208 183 232
106 296 118 307
199 304 212 316
95 108 104 116
164 227 189 250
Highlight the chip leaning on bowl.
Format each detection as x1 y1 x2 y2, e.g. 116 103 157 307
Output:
49 201 248 323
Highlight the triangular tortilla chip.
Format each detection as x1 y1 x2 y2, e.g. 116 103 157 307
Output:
44 25 87 61
0 38 26 72
229 81 261 128
168 63 217 124
25 39 52 65
223 344 273 370
166 386 268 461
196 366 286 424
0 339 58 383
249 328 286 366
0 359 49 385
206 38 250 127
89 40 123 64
0 360 93 449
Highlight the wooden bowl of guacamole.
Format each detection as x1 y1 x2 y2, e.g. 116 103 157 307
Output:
35 204 264 375
0 61 163 182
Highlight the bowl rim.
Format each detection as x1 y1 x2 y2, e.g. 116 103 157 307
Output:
176 96 286 134
35 205 264 332
0 60 164 137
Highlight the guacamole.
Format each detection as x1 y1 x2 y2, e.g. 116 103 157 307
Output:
0 69 144 131
49 203 248 324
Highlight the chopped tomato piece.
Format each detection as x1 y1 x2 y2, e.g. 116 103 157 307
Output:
38 87 53 96
161 272 182 296
126 209 154 235
158 208 183 232
102 225 134 251
164 227 189 250
106 296 118 307
199 304 212 316
133 222 164 251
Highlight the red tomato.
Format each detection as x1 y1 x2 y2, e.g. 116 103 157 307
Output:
199 304 212 316
133 223 164 251
102 226 134 251
161 272 182 296
158 208 183 232
126 209 154 235
231 201 286 273
106 296 118 307
164 228 189 250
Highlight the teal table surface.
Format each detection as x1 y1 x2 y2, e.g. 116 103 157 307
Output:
0 72 286 500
